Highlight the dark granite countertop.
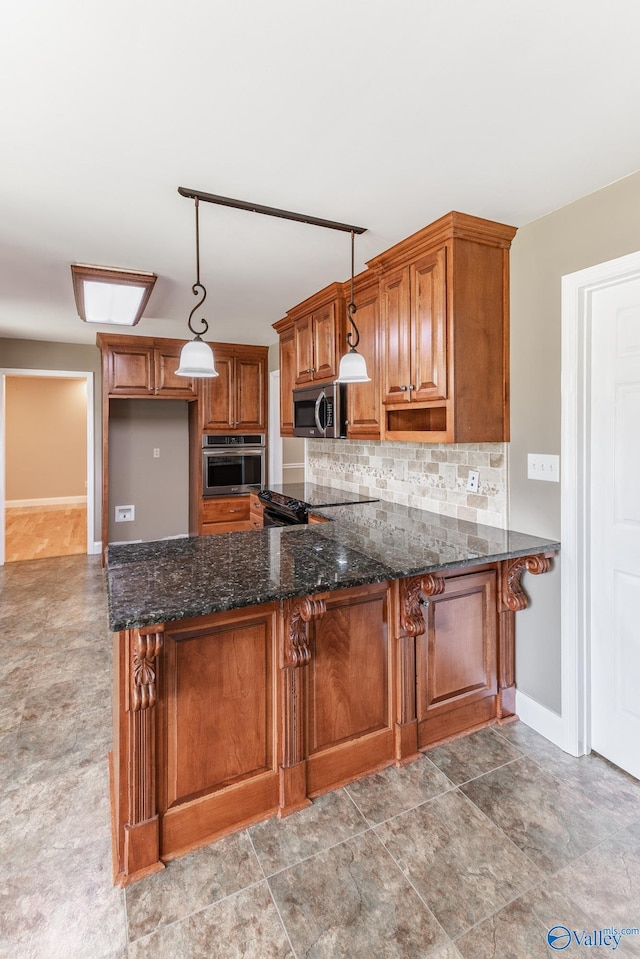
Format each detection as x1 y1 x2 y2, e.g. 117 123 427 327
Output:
106 498 560 632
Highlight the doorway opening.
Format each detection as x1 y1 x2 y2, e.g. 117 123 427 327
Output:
0 369 95 565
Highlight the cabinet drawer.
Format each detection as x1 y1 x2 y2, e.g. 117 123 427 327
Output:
202 520 251 535
202 495 250 525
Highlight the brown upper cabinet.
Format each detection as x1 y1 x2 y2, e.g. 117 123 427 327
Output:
97 333 197 399
199 345 268 433
370 212 517 443
289 283 346 386
276 211 517 445
273 318 296 437
380 248 447 407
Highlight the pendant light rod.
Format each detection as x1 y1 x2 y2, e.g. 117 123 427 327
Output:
187 197 209 338
178 186 367 235
346 230 360 350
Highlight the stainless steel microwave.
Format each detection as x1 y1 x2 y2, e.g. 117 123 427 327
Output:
292 382 347 439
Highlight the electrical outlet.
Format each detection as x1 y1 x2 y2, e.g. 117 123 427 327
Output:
527 454 560 482
114 505 135 523
467 469 480 493
153 448 160 458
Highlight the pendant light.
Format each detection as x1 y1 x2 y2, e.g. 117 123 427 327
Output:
337 230 370 383
176 197 218 378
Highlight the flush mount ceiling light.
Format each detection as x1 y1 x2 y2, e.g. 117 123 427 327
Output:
175 196 218 378
176 186 367 380
336 230 370 384
70 263 157 326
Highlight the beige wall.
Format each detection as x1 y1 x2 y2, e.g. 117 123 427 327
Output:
1 338 101 541
510 169 640 713
108 399 189 543
5 376 87 501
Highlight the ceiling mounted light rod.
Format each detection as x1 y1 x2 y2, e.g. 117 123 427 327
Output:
178 186 367 235
175 196 218 378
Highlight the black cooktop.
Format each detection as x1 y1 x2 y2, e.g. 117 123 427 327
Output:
259 483 378 509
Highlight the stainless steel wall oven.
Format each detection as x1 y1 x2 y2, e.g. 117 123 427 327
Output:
202 434 265 496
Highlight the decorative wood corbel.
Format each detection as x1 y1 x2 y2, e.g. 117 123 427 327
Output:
400 573 446 637
394 573 444 762
126 625 164 842
497 552 554 720
285 597 327 667
501 554 553 612
280 596 327 815
131 628 164 710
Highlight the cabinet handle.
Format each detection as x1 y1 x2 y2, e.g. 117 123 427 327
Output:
229 508 240 513
400 385 407 391
408 384 415 391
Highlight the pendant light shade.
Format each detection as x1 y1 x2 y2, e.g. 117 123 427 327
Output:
176 336 218 377
176 196 219 378
337 348 370 383
336 231 370 384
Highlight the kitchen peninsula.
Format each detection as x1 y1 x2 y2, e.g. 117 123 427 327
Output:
107 496 559 885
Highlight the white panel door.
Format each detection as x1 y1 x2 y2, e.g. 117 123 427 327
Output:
590 278 640 778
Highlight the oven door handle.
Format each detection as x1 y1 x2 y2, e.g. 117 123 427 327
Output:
314 391 327 436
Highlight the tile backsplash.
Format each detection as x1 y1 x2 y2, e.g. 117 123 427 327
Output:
306 439 508 528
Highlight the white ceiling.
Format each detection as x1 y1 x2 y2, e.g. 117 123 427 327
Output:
2 0 640 348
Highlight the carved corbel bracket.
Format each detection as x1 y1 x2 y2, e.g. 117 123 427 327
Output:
400 574 446 637
285 597 327 668
501 554 553 612
131 627 164 710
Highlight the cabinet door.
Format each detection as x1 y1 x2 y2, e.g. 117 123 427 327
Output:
411 248 447 402
107 346 154 395
312 302 339 382
235 356 265 431
305 582 394 795
159 605 279 855
200 354 234 430
416 569 497 748
346 281 381 439
154 347 197 398
279 325 296 436
380 267 412 405
294 314 315 385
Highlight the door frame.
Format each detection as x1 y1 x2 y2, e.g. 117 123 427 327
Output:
0 368 96 565
560 249 640 756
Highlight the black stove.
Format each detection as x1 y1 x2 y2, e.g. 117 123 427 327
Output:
258 484 378 527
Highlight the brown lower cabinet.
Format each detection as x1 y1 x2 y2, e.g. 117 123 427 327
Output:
111 556 545 885
201 495 250 534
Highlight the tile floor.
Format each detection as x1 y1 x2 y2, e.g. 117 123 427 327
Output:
1 555 639 959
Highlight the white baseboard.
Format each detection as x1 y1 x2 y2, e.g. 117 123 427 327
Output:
7 496 88 508
91 541 103 555
515 690 563 748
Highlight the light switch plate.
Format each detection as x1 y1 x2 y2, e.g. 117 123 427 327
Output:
527 454 559 482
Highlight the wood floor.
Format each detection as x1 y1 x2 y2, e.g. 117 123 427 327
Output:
4 505 87 562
